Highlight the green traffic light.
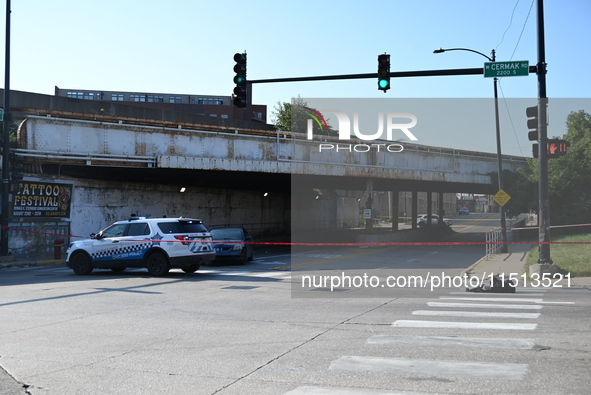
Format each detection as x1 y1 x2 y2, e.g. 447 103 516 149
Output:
378 79 390 89
234 75 246 85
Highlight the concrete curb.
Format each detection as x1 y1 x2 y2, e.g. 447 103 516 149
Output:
0 258 65 269
37 259 65 266
461 256 487 276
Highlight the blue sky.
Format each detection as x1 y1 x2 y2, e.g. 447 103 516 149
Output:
2 0 590 156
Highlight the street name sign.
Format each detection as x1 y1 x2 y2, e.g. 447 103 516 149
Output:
484 61 529 78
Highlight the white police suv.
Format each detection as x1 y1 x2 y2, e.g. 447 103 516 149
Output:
66 217 215 276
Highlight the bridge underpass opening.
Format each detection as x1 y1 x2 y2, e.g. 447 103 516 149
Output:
288 97 526 247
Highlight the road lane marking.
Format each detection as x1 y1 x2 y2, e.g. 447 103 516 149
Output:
391 320 537 330
428 302 543 310
198 269 290 278
412 310 540 319
329 356 528 380
367 335 536 349
455 213 498 232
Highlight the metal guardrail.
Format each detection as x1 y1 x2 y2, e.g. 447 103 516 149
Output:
485 227 503 259
12 148 157 167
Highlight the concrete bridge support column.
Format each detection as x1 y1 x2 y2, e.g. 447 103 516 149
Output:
365 179 374 233
438 192 445 227
391 189 399 232
411 191 418 230
327 189 338 230
427 191 433 226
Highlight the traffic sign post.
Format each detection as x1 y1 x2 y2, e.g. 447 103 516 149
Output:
484 61 529 78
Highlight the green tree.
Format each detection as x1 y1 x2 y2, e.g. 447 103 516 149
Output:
272 101 293 131
493 168 536 219
500 110 591 226
547 110 591 225
271 96 336 137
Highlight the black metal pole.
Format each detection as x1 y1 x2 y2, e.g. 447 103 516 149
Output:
536 0 551 263
492 50 508 253
1 0 11 256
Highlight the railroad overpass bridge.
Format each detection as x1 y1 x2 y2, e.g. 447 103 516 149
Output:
11 111 528 244
16 111 526 191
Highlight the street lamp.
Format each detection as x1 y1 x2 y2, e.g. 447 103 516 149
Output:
433 47 508 253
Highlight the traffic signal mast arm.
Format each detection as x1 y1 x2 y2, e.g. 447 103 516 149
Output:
248 66 537 84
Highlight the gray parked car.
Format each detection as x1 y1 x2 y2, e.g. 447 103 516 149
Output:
210 227 254 264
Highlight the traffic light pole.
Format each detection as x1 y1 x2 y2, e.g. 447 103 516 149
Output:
1 0 10 256
492 71 508 254
536 0 551 263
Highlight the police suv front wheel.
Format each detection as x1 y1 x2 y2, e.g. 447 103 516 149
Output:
71 252 93 275
146 252 170 276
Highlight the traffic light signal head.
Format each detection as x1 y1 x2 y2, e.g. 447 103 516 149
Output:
526 105 538 141
10 153 25 181
377 54 390 92
233 52 247 108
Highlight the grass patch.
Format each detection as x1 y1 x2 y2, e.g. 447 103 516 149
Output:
527 233 591 277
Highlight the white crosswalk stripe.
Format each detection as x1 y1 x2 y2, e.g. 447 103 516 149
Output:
427 301 543 309
392 319 538 330
411 309 541 319
439 296 574 304
329 355 529 381
285 385 421 394
367 334 536 349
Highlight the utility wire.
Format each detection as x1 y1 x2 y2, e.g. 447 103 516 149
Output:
496 0 521 51
509 0 535 60
494 0 535 158
498 80 525 157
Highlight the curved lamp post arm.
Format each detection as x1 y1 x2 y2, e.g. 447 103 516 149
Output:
433 47 494 62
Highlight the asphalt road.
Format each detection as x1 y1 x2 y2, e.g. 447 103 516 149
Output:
1 220 590 394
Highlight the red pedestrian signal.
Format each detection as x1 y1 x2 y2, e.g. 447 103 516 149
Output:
548 139 569 158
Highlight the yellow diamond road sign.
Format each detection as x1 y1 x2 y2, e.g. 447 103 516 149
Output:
493 189 511 206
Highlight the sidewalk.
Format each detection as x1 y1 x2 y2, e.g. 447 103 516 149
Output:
0 254 65 269
464 242 591 288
